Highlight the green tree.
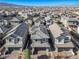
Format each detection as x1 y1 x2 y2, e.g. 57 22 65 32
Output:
23 49 30 59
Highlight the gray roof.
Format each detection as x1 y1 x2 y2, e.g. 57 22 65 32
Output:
10 17 20 22
31 24 49 39
13 22 28 38
3 17 13 21
3 22 28 40
0 27 3 33
68 18 78 21
31 42 50 47
0 25 12 33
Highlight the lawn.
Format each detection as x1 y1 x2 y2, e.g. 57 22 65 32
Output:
23 49 30 59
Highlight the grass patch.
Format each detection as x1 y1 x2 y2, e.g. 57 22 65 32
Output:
23 49 30 59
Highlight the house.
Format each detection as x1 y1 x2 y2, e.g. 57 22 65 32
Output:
67 18 79 32
18 11 28 19
31 24 50 54
0 20 12 34
4 22 28 53
10 17 21 23
0 25 12 35
68 18 79 26
49 23 74 52
9 17 23 26
60 16 69 27
0 16 3 26
45 16 53 27
0 27 3 34
62 17 79 34
61 16 79 28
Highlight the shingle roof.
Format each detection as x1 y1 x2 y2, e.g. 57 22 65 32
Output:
0 27 3 33
31 42 50 47
0 25 12 33
31 24 49 40
56 42 74 48
31 30 49 40
10 17 20 22
49 23 63 38
13 22 28 38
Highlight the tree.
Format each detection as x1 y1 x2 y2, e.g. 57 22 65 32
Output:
23 49 30 59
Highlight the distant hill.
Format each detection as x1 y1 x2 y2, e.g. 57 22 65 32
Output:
0 3 25 7
0 3 27 10
0 3 26 10
0 3 79 8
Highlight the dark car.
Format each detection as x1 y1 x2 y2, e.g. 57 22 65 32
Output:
38 55 48 59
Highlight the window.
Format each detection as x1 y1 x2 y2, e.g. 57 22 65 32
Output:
17 38 20 42
14 38 19 44
41 39 45 43
9 39 12 42
58 39 62 42
35 39 37 41
9 37 13 42
64 37 69 43
45 39 48 42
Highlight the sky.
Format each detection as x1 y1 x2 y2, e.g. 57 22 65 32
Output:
0 0 79 6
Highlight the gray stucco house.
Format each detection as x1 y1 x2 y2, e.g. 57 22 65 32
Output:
49 23 74 52
31 24 50 54
4 22 28 53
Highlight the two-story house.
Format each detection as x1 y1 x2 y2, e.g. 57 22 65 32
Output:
49 23 74 52
4 22 28 53
31 24 50 54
